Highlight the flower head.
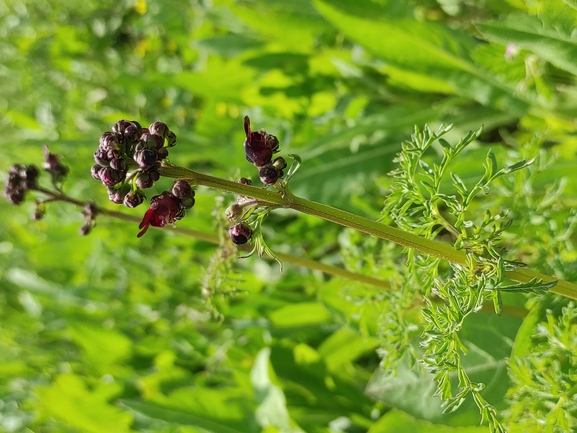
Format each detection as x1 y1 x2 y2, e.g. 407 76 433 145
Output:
137 192 184 237
243 116 279 168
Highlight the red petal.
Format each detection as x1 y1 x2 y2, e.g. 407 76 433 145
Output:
137 208 155 237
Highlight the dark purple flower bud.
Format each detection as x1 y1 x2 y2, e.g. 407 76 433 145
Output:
123 121 142 143
22 165 39 189
110 157 127 171
238 177 252 185
267 135 279 153
106 147 123 161
259 164 282 185
5 189 25 205
149 121 169 139
42 145 69 183
134 147 158 169
99 167 122 187
141 133 164 150
82 203 98 219
112 120 131 135
137 192 184 237
9 164 26 176
100 132 120 151
166 131 177 147
91 164 103 180
94 148 110 166
171 180 192 199
243 116 277 168
107 186 128 204
149 169 160 182
229 222 252 245
124 190 145 208
135 172 154 189
156 147 169 160
79 219 95 235
180 196 195 209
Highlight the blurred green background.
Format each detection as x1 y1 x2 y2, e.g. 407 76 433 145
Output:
1 0 577 432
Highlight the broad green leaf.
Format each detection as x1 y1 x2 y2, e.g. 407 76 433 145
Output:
38 374 133 433
317 326 379 372
313 0 530 114
196 34 264 58
120 399 251 433
251 348 304 433
269 302 331 328
68 323 132 367
231 0 329 51
478 14 577 76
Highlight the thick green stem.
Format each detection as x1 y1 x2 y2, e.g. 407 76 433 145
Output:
160 165 577 300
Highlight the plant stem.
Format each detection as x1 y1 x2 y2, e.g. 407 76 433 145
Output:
160 165 577 300
33 186 390 290
32 185 530 317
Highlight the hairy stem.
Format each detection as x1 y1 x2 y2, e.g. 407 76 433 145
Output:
160 165 577 300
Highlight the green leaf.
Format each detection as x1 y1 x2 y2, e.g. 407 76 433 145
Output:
251 348 304 433
317 326 379 372
196 35 264 58
68 323 132 368
313 0 530 114
479 14 577 75
368 409 489 433
269 302 332 329
486 150 498 178
367 312 522 424
38 374 132 433
120 399 251 433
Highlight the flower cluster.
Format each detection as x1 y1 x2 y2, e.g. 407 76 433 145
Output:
243 116 286 185
137 180 195 237
92 120 176 207
4 164 39 205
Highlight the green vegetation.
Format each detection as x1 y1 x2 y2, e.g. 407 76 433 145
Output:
1 1 576 432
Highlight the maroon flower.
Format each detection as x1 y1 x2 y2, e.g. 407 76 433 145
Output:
229 222 253 245
243 116 279 168
137 192 184 237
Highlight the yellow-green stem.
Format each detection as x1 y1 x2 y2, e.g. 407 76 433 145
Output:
161 165 577 300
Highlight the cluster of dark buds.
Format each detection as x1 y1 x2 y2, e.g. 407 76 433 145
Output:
4 147 93 235
4 163 40 205
243 116 286 185
92 120 176 207
137 180 195 237
4 145 69 207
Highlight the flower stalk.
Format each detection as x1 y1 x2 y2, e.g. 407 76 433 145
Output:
160 164 577 300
